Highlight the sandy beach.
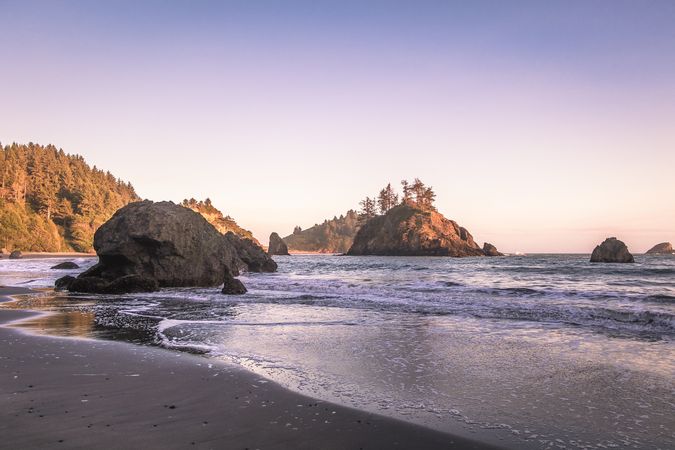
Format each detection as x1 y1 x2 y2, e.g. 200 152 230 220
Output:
0 287 498 450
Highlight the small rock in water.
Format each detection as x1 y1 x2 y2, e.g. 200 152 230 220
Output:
9 250 22 259
51 261 80 270
590 237 634 263
221 267 247 295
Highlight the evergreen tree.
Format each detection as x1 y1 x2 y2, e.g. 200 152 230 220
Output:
359 196 377 219
377 183 398 214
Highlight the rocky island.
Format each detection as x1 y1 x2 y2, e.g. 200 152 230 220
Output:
268 232 290 255
645 242 673 254
56 201 276 294
590 237 635 263
347 203 495 257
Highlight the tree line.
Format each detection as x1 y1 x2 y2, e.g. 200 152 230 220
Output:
358 178 436 220
0 142 139 252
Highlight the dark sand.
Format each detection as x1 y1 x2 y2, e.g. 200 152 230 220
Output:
0 287 500 449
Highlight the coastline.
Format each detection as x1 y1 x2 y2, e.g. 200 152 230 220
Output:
0 287 500 449
1 252 96 260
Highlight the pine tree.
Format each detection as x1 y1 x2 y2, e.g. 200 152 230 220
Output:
359 196 377 219
377 183 399 214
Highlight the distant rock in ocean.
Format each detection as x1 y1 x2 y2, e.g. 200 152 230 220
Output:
268 232 290 256
482 242 503 257
55 201 276 294
645 242 673 255
347 203 487 257
9 250 22 259
590 237 634 263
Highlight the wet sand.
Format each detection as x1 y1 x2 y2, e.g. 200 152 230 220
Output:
0 288 499 449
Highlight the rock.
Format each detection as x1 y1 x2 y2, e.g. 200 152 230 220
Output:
51 261 80 270
55 275 76 291
69 276 109 293
224 233 278 273
483 242 503 256
58 274 159 294
9 250 22 259
590 237 634 263
57 200 276 294
105 275 159 294
347 204 486 257
221 267 247 295
645 242 673 255
268 232 290 256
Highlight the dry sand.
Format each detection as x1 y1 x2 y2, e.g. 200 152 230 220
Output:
0 287 499 449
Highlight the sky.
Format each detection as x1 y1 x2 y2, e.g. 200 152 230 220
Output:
1 0 674 253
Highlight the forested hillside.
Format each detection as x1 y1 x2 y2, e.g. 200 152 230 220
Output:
283 210 361 253
181 198 260 245
0 142 139 252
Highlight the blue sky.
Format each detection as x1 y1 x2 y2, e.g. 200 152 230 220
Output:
1 1 674 252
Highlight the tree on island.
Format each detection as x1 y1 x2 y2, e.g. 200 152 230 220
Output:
359 196 377 221
401 178 435 210
377 183 398 214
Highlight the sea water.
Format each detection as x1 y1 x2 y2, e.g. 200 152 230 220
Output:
2 254 674 449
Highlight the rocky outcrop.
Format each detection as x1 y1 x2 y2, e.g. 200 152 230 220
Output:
56 274 159 294
56 201 276 294
181 198 260 245
221 266 247 295
347 204 486 257
9 250 22 259
51 261 80 270
283 210 360 253
645 242 673 254
590 237 634 263
482 242 503 257
268 232 289 256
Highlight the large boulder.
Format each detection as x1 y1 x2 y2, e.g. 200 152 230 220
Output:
590 237 634 263
482 242 503 256
268 232 290 256
9 250 22 259
645 242 673 255
58 201 276 294
347 204 485 257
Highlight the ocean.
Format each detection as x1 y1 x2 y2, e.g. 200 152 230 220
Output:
1 254 674 449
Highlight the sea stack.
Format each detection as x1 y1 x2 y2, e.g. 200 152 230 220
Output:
590 237 634 263
347 203 486 257
482 242 503 257
55 201 276 294
268 232 290 256
645 242 673 255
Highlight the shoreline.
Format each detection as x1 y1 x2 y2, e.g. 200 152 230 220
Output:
0 287 501 449
1 252 96 260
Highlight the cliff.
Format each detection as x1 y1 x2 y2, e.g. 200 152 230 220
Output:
181 198 260 246
283 210 360 253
